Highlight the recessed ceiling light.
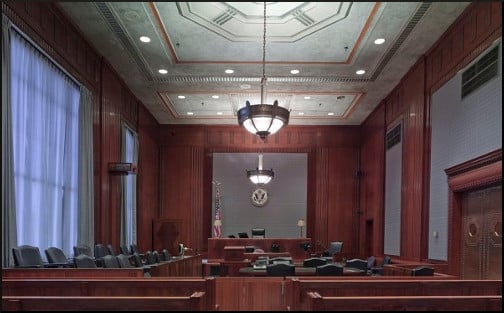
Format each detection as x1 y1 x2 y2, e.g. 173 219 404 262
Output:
328 112 335 116
158 69 168 74
356 69 366 75
304 96 311 100
290 69 300 74
139 36 151 43
225 69 234 74
217 112 223 115
240 84 251 89
212 95 219 99
374 38 385 45
298 112 305 115
178 95 186 99
187 112 194 115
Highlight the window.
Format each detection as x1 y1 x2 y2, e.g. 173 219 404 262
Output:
121 124 138 247
10 29 80 256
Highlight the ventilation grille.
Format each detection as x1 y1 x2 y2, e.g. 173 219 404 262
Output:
386 123 401 150
461 45 499 98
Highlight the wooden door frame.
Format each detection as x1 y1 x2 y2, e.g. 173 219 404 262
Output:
445 149 502 276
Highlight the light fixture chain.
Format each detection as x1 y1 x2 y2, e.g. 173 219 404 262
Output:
261 1 267 104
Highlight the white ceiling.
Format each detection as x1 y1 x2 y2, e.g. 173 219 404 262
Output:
58 2 470 126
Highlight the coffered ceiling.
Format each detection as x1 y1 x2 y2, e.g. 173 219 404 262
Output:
57 2 470 126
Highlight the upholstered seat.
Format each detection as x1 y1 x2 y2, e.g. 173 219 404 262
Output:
12 245 45 268
73 244 93 257
345 258 368 273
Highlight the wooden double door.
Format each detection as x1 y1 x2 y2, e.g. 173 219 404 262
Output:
460 185 501 279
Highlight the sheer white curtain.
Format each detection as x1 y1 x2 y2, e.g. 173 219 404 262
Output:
9 29 80 258
121 124 138 247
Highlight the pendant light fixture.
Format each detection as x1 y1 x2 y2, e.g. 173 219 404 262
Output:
247 154 274 185
237 2 290 140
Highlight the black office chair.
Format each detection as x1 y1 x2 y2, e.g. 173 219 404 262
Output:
12 245 46 268
102 254 120 268
74 254 97 268
131 252 144 267
303 257 327 267
411 265 435 276
265 263 295 277
315 263 344 276
251 228 266 238
44 247 74 267
116 253 134 268
106 244 116 256
94 244 111 259
160 249 172 261
152 250 162 263
73 244 93 257
144 250 157 265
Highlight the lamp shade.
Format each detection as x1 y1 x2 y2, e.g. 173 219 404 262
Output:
247 154 274 185
297 219 305 227
213 219 222 227
238 100 290 140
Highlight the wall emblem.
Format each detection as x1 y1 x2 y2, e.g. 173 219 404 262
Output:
251 188 269 207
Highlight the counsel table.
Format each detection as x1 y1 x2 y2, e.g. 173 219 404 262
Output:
238 266 365 276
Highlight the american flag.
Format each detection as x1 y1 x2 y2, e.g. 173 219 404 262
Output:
213 181 222 238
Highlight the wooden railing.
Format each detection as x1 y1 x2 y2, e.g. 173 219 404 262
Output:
285 278 502 311
2 277 216 311
304 292 502 311
2 293 206 311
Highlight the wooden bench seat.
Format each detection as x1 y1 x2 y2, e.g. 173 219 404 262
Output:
2 293 206 311
305 292 502 311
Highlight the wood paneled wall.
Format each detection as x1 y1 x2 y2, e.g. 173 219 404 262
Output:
4 1 501 268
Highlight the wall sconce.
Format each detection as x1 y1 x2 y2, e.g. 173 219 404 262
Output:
297 219 305 238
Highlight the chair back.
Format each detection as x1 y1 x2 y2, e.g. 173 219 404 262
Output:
145 250 157 265
74 254 97 268
45 247 71 266
251 228 266 238
106 244 116 256
381 255 392 266
116 254 133 268
411 266 435 276
73 244 93 257
120 244 131 255
325 241 343 256
316 263 344 276
367 256 376 269
265 263 295 277
303 257 327 267
12 245 44 267
345 258 368 271
153 250 161 263
270 257 292 265
102 254 120 268
160 249 172 261
131 253 144 267
94 244 110 258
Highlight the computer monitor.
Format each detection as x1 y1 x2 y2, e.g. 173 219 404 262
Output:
251 228 266 238
238 232 249 238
